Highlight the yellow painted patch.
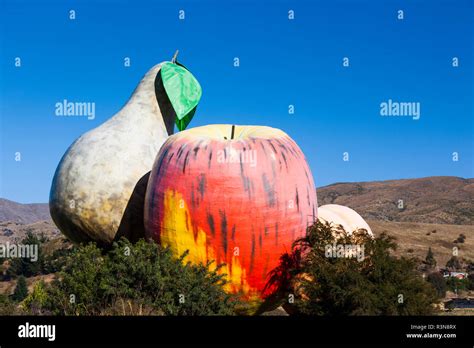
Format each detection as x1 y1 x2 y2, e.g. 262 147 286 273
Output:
161 189 257 297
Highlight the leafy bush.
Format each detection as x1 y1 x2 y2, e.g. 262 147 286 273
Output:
453 234 466 244
261 220 437 315
2 232 73 280
446 277 469 293
42 244 75 274
0 293 18 315
5 232 46 279
21 280 49 315
25 239 237 315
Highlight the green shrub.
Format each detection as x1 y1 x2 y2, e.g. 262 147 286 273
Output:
0 293 18 315
28 239 237 315
262 220 437 315
42 245 75 274
5 232 46 279
446 277 469 293
22 280 49 315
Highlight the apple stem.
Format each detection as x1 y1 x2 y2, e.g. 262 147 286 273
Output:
171 50 179 64
231 125 235 140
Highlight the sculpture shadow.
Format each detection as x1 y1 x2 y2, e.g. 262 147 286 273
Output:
115 68 176 244
155 69 176 136
115 171 151 244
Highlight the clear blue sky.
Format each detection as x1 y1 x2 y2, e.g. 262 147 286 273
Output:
0 0 473 203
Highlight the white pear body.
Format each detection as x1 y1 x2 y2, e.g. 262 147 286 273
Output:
50 63 173 245
317 204 373 236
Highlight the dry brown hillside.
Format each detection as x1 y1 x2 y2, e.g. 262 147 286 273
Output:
317 176 474 225
0 220 60 244
0 199 51 224
368 220 473 266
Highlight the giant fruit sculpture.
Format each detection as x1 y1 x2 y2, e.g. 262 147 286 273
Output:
317 204 373 236
144 124 317 300
50 56 202 245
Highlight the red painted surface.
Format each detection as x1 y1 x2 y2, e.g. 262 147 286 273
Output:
144 125 317 299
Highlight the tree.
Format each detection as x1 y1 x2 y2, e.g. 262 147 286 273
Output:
12 276 28 302
425 247 436 269
262 220 437 315
6 231 45 279
467 261 474 273
427 272 447 298
446 277 468 293
468 273 474 291
445 256 462 271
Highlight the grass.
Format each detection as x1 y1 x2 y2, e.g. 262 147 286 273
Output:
368 220 474 266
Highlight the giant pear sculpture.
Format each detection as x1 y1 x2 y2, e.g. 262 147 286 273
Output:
50 54 202 245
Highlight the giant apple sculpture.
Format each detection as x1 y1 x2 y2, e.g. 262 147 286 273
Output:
144 124 317 300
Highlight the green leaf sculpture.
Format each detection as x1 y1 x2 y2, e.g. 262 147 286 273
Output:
161 61 202 131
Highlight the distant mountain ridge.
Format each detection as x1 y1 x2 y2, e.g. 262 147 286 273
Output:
1 176 473 226
317 176 474 225
0 198 51 224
